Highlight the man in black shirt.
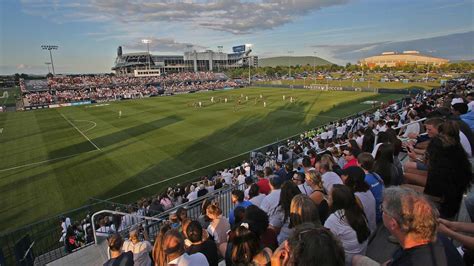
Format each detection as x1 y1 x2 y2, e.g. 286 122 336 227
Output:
103 233 133 266
186 221 219 266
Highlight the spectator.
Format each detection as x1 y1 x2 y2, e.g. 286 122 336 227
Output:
272 181 301 243
374 143 400 186
103 233 133 266
401 110 420 138
291 172 313 196
271 223 345 266
305 169 330 224
122 226 152 266
244 176 254 199
354 186 462 266
357 152 384 223
197 184 208 198
198 199 213 230
186 221 219 266
274 161 286 179
324 184 370 265
152 223 171 266
260 175 283 225
341 166 376 233
342 148 360 169
423 120 472 218
162 229 209 265
206 203 230 257
229 189 253 226
160 193 174 211
256 170 271 195
248 184 266 207
231 223 273 265
318 159 343 193
244 205 279 251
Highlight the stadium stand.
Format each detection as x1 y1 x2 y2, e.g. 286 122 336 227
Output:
19 72 239 107
2 77 473 265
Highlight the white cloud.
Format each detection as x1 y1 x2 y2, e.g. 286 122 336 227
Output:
20 0 350 34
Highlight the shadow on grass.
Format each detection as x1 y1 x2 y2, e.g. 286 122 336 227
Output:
47 115 183 159
96 100 320 202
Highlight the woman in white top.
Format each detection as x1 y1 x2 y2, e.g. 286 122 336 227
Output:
324 184 370 266
340 166 376 233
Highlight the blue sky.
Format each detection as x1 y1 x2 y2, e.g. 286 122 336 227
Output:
0 0 473 74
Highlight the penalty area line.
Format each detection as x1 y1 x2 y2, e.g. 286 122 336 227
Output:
60 113 101 151
0 150 99 172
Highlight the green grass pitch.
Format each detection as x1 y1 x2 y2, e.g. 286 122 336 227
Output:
0 87 402 231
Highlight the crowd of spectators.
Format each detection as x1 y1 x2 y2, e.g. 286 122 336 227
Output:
58 77 474 265
20 72 238 106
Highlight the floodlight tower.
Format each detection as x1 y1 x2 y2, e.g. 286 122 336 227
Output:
246 44 253 85
142 39 152 70
287 50 294 78
41 45 58 75
45 62 52 74
313 51 317 83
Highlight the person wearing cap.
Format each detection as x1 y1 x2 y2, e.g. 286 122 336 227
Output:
260 175 283 224
122 225 152 266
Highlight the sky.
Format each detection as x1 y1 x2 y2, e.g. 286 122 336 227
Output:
0 0 473 74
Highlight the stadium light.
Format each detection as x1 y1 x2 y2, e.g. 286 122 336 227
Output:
246 44 253 85
45 62 52 74
288 50 294 78
41 45 58 75
142 39 152 70
313 51 317 84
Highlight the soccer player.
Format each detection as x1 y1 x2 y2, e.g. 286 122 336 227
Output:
225 98 228 103
119 110 122 118
211 97 214 103
199 101 202 108
264 101 267 108
283 95 286 101
245 96 248 101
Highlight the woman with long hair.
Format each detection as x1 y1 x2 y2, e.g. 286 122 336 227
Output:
271 223 345 266
305 170 330 224
361 128 375 153
231 224 273 266
152 223 171 266
424 120 472 219
324 184 370 265
341 166 376 233
374 143 401 186
272 181 301 243
289 194 321 229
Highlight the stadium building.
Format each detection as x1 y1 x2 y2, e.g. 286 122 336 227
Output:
112 44 258 76
359 51 449 68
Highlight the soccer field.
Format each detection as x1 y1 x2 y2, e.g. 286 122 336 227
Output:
0 87 402 231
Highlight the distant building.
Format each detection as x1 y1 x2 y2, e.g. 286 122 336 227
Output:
112 44 258 76
359 51 448 68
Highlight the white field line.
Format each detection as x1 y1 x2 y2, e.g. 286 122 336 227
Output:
0 150 99 172
60 113 101 151
74 120 97 133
